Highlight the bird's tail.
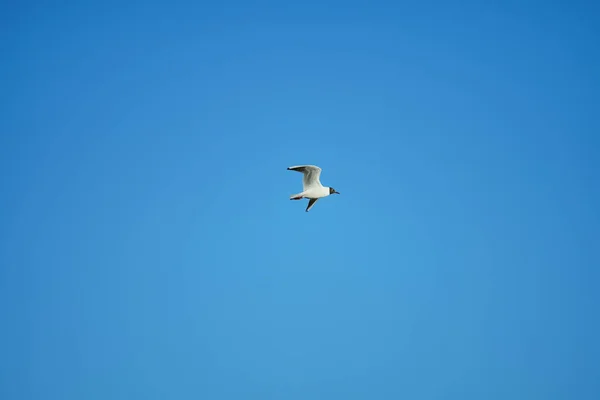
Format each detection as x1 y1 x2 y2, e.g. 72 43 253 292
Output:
290 192 304 200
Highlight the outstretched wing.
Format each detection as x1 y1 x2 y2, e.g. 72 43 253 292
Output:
306 198 319 212
287 165 322 190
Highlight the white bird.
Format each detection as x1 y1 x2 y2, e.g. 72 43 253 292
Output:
287 164 340 212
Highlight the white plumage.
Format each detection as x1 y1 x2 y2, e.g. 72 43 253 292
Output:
287 165 339 212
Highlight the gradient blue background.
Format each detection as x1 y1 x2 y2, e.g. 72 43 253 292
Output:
1 1 599 399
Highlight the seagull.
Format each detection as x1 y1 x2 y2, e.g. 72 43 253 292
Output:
287 165 340 212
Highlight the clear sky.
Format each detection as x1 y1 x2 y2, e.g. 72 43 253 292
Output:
1 1 599 399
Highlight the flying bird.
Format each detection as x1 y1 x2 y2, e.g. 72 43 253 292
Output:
287 165 340 212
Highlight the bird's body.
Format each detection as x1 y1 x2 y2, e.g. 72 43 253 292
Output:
301 185 332 199
287 165 339 212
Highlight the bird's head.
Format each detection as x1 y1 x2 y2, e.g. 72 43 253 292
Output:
329 187 340 195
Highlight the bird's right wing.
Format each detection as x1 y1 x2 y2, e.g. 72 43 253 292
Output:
287 165 322 190
306 198 319 212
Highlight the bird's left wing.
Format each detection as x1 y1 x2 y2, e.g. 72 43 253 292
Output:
287 165 322 190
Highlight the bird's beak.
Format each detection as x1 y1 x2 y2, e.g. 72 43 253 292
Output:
334 191 340 194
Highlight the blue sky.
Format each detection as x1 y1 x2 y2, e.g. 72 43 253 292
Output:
1 1 599 399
